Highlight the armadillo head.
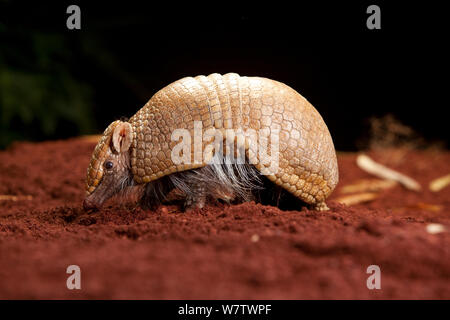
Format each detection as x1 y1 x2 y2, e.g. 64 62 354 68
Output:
83 120 134 210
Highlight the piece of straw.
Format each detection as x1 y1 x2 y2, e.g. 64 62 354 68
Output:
429 174 450 192
356 154 421 191
335 192 378 206
426 223 446 235
0 195 33 201
340 178 397 194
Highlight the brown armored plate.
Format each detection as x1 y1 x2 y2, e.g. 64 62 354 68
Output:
128 73 338 206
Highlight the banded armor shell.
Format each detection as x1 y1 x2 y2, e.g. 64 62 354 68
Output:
128 73 338 206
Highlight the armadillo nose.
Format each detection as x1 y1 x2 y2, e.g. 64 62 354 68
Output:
83 198 98 211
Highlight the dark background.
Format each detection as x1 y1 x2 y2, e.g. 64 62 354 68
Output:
0 1 448 150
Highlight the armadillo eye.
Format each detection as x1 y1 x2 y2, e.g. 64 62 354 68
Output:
104 161 114 170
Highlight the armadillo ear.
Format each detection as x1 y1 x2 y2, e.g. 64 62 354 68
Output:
112 122 133 153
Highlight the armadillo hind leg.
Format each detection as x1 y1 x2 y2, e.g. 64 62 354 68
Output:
309 201 329 211
184 181 207 210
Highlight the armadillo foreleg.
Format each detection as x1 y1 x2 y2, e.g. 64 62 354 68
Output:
138 176 173 210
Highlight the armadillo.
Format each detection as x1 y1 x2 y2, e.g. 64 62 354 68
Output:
83 73 338 211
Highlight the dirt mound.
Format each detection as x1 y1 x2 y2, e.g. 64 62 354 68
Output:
0 139 449 299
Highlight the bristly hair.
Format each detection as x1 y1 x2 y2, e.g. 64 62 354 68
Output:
137 152 265 209
170 158 263 203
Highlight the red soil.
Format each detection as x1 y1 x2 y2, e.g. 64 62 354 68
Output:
0 139 449 299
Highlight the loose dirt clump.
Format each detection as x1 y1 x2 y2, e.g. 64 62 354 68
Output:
0 138 449 299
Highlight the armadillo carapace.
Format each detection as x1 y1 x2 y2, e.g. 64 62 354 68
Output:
83 73 338 211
